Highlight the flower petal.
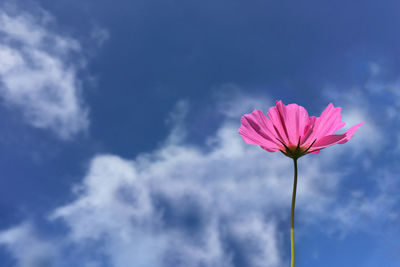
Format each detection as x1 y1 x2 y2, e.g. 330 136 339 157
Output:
312 134 347 149
238 101 364 157
311 122 365 150
267 101 291 145
338 122 365 144
301 116 316 145
267 100 310 146
252 109 282 142
261 146 280 152
310 103 346 141
238 110 281 150
284 103 310 145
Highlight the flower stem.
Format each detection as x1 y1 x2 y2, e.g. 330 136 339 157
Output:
290 158 298 267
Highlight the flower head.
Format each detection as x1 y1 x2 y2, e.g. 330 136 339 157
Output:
239 100 364 159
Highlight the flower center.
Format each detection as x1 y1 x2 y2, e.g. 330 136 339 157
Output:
276 138 316 159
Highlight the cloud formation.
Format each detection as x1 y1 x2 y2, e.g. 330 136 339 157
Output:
0 223 57 267
0 5 89 139
0 93 391 267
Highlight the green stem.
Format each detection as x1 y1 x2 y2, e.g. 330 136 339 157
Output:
290 158 298 267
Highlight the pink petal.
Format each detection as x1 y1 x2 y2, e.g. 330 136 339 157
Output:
237 101 364 158
261 146 280 152
310 103 346 141
252 109 282 141
267 100 310 146
311 122 365 150
301 116 316 145
283 103 310 145
267 101 290 145
338 122 365 144
238 110 281 150
312 134 347 149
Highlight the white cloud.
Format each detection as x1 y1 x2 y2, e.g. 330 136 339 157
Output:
0 94 391 267
228 216 282 267
0 223 57 267
44 99 373 266
214 84 272 119
0 6 89 139
340 107 380 154
319 64 400 235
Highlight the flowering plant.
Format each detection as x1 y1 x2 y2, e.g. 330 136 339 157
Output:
239 101 364 267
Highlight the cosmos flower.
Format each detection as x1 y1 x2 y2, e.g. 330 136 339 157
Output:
239 100 364 159
238 100 364 267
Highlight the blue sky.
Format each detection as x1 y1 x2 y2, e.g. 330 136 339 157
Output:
0 0 399 266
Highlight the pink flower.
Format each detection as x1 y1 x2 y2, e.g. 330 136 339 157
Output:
239 100 364 159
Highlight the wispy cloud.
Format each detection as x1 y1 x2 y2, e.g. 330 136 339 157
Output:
0 93 387 267
0 5 90 139
0 223 57 267
319 64 400 237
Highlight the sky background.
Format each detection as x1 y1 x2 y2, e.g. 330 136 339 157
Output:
0 0 399 266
